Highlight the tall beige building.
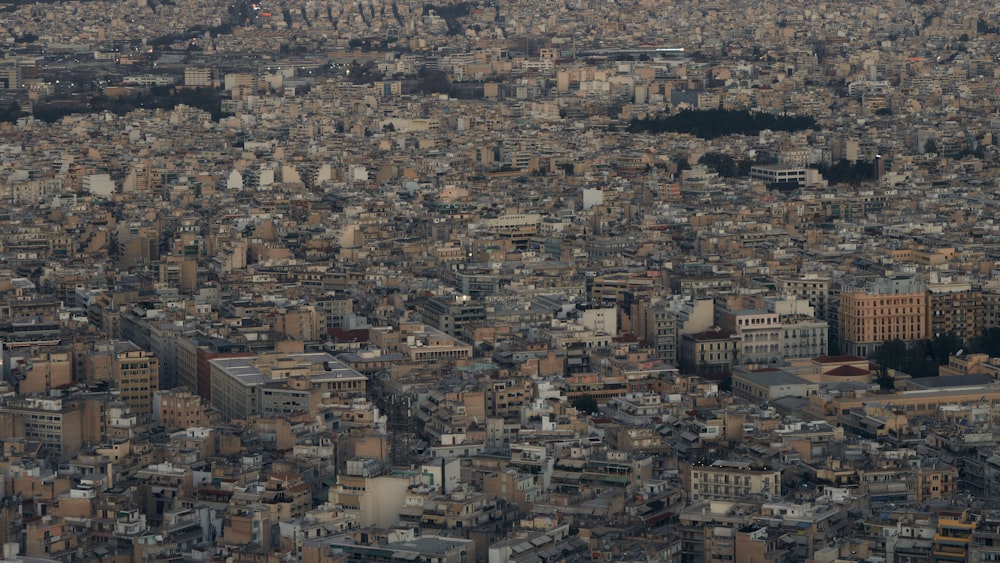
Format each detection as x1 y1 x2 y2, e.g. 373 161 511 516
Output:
113 345 160 419
838 277 928 357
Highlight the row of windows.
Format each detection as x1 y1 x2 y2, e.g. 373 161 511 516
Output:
699 353 731 362
737 318 777 326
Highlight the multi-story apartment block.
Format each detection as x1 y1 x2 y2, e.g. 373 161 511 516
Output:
0 397 84 460
926 281 982 342
420 294 486 338
717 309 783 366
632 299 679 363
209 351 366 420
982 289 1000 331
838 276 928 357
679 327 740 377
154 387 212 429
177 335 252 401
114 347 159 419
690 460 782 502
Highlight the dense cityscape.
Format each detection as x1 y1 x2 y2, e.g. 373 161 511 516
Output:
5 0 1000 562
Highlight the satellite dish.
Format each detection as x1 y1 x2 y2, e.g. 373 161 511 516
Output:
956 349 964 357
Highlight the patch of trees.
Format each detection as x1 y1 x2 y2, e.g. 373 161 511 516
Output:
697 152 758 178
628 109 817 139
147 22 233 47
817 159 876 185
417 67 450 94
571 394 600 414
872 333 970 378
423 2 471 19
0 101 29 123
346 60 382 85
978 18 999 34
32 87 232 123
423 2 471 35
348 37 397 51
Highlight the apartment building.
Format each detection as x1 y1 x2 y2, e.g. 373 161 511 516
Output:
690 460 782 502
926 282 982 342
0 397 84 460
678 327 740 377
838 277 928 357
114 348 160 419
209 352 366 420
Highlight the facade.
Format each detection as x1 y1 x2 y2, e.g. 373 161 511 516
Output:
733 524 791 563
420 294 486 338
114 347 160 419
777 275 832 320
838 277 928 357
926 283 982 342
679 327 740 377
154 387 212 428
749 164 812 188
779 317 829 359
328 458 411 529
209 352 366 420
633 299 679 364
690 460 782 502
717 309 783 366
0 397 83 460
931 510 977 563
177 335 252 401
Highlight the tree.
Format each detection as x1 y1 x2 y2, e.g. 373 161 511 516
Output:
929 333 963 365
628 109 817 139
571 394 600 415
872 339 938 378
817 159 876 186
971 327 1000 357
698 152 739 177
875 365 895 390
419 68 451 94
674 156 691 173
924 138 938 154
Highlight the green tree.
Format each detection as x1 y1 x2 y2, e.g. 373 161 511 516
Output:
924 139 938 154
972 327 1000 357
571 394 600 414
817 159 876 186
872 339 938 378
875 366 895 391
628 109 817 139
929 333 963 365
698 152 739 177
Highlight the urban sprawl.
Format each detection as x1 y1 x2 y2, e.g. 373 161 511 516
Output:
5 0 1000 562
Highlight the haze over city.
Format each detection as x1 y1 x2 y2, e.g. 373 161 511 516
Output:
3 0 1000 562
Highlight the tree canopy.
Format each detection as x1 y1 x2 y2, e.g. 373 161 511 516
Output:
697 152 759 178
571 394 600 415
628 109 817 139
817 159 876 186
871 333 967 378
